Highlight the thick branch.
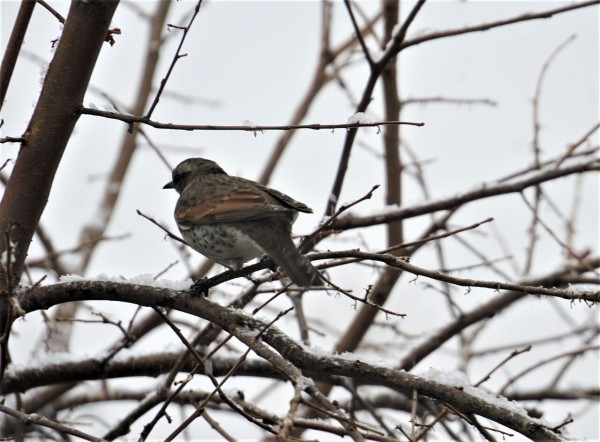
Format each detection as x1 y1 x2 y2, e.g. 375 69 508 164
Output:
0 0 119 388
16 281 563 441
0 0 119 288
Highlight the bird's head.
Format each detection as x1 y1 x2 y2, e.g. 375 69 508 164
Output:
163 157 227 193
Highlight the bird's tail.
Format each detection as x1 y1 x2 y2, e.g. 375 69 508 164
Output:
242 220 323 287
270 241 323 287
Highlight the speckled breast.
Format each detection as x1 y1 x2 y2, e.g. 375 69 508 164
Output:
180 223 264 270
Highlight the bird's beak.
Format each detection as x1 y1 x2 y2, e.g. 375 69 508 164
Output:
163 181 174 189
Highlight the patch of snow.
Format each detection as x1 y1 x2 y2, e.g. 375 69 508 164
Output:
38 63 49 87
565 283 596 295
419 367 530 417
378 203 400 214
58 273 192 291
348 112 375 124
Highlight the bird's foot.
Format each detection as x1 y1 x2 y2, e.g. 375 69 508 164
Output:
259 256 277 272
190 277 210 297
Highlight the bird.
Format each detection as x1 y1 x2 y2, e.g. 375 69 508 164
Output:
163 157 323 287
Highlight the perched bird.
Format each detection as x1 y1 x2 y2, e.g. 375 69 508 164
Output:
164 158 323 287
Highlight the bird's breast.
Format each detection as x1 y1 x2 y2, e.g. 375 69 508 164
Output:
179 223 264 270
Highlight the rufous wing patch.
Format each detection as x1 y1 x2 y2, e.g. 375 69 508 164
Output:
176 189 275 224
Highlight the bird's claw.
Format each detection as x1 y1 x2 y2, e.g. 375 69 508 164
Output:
190 278 210 297
259 256 277 272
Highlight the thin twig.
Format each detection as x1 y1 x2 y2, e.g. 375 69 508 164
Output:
80 107 425 131
36 0 65 23
0 402 106 442
400 1 600 50
316 250 600 302
145 0 204 118
555 121 600 168
136 210 187 245
343 0 374 66
474 346 532 387
500 345 600 395
524 34 576 274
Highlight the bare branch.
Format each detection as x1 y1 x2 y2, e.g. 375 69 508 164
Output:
0 0 35 111
79 107 425 131
332 159 600 230
401 1 600 50
145 1 204 118
0 402 105 442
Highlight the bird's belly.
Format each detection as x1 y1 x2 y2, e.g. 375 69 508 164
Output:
180 224 264 270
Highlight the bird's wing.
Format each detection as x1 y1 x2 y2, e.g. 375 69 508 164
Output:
176 184 296 226
258 184 313 214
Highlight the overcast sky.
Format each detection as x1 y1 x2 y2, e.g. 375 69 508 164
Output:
1 1 598 439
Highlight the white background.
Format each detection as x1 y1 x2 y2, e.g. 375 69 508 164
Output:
1 1 599 440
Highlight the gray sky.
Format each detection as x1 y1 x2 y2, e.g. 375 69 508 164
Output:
1 1 598 439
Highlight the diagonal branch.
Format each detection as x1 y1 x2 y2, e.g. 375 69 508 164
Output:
78 2 171 273
0 0 35 111
331 159 600 230
400 1 600 51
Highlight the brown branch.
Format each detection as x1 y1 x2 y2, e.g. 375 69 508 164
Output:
398 258 599 371
0 137 26 144
0 402 105 442
2 351 279 396
499 344 600 395
381 0 403 250
471 324 599 357
258 8 382 184
36 0 65 23
136 209 187 245
78 2 172 273
400 1 600 51
520 193 597 274
26 233 131 270
17 280 566 441
524 34 576 274
318 272 406 318
32 223 68 276
303 6 407 412
508 388 600 402
401 96 498 108
299 184 380 253
0 1 119 390
103 393 167 441
555 121 600 168
331 159 600 230
145 1 204 118
325 0 427 216
498 145 598 183
343 0 374 67
314 250 600 302
79 107 424 131
474 345 532 387
320 217 494 267
0 0 35 112
161 308 293 441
